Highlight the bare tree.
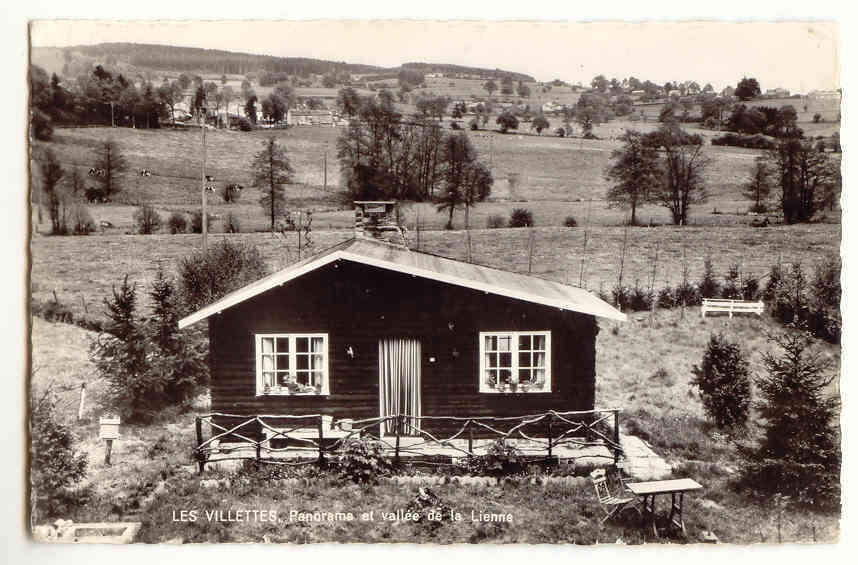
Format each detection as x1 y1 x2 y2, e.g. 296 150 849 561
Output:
647 125 709 225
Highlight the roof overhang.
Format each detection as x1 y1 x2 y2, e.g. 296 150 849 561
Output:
178 247 627 329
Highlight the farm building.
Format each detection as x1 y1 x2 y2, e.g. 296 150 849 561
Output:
286 109 335 126
178 203 625 441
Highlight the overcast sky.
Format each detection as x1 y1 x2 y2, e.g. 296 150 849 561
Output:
30 20 840 95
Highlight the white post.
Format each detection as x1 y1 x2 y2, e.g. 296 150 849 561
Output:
77 383 86 422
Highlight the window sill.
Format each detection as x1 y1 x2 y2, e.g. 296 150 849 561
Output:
478 388 551 394
258 390 330 397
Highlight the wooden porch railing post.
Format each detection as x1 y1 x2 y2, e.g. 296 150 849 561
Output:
467 421 473 455
613 410 621 465
195 416 205 474
318 415 325 464
394 414 402 466
547 413 553 460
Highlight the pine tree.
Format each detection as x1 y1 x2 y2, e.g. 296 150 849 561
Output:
691 333 751 430
740 329 840 509
252 137 294 230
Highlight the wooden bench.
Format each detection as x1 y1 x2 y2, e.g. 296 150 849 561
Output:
701 298 764 318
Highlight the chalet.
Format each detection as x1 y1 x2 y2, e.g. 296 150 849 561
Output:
178 202 625 440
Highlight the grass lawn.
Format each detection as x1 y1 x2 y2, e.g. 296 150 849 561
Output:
29 306 840 543
30 223 840 327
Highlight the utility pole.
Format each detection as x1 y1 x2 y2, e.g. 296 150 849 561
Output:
200 109 208 254
323 147 327 191
110 101 115 128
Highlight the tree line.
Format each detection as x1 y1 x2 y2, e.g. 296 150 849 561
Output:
605 120 840 225
336 90 493 228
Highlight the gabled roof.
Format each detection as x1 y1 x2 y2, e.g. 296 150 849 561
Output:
178 238 626 329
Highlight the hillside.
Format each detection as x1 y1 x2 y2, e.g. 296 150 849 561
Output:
30 42 533 82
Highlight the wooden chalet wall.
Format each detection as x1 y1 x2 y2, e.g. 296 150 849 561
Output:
209 259 599 438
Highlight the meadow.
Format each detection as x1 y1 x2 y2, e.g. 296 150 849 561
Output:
31 222 840 326
31 122 840 234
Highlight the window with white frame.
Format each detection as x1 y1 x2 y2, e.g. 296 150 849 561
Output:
478 331 551 393
255 334 329 395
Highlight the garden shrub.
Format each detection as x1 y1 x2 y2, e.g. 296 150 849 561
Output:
563 215 578 227
486 215 506 229
742 275 760 301
675 278 701 306
509 208 534 228
628 280 653 311
168 212 188 234
610 284 631 311
334 438 392 484
807 257 841 343
691 333 751 430
30 393 88 521
466 439 523 477
657 287 676 309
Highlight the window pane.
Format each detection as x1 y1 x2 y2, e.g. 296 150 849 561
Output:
519 369 533 383
498 336 511 351
277 372 291 386
518 335 531 350
311 354 324 370
519 352 531 368
486 352 497 368
534 369 546 385
296 337 309 353
261 337 274 353
295 372 309 386
534 351 546 368
499 369 511 384
485 369 496 387
311 337 324 352
533 335 546 350
262 372 274 387
499 352 511 368
276 337 289 352
261 355 274 372
485 336 496 351
297 355 309 370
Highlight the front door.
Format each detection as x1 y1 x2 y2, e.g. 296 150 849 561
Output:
378 338 422 436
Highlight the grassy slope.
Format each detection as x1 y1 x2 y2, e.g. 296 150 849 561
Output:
31 223 840 325
31 122 840 233
30 308 840 542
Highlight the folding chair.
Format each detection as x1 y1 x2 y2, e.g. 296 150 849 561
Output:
590 468 641 524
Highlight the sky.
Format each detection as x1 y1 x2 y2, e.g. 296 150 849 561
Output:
29 20 840 94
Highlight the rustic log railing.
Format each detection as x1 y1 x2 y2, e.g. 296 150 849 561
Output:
193 409 622 474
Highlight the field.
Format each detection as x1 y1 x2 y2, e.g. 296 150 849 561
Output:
31 124 840 235
31 223 840 327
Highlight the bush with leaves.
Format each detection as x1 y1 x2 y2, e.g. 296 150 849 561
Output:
465 439 523 477
486 215 506 229
134 204 162 234
168 212 188 234
190 211 214 234
691 333 751 430
563 215 578 227
807 257 841 343
178 239 268 314
333 438 392 484
742 275 760 301
30 391 88 521
629 281 653 311
509 208 534 228
738 329 840 510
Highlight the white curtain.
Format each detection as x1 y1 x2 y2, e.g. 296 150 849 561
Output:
379 338 421 435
